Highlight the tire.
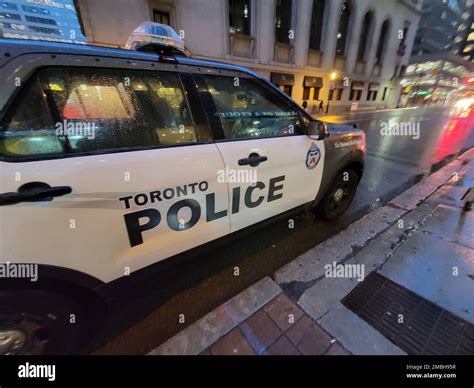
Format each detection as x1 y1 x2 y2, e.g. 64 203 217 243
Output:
0 289 92 355
317 169 359 221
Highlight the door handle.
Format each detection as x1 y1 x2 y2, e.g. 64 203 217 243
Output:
238 153 268 167
0 182 72 206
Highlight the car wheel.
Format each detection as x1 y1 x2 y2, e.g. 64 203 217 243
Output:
0 289 92 355
317 169 359 221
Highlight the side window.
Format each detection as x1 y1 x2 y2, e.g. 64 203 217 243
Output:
202 75 303 140
0 67 196 157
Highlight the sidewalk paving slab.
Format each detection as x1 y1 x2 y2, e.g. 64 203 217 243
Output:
149 277 281 355
380 214 474 324
203 293 349 355
318 303 406 355
422 204 473 249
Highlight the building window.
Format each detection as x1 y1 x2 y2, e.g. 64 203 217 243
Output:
25 15 57 25
336 1 351 56
280 85 293 96
303 87 311 100
229 0 251 35
350 83 363 101
275 0 292 44
1 2 18 10
309 0 325 51
350 89 361 101
400 23 409 46
153 10 170 25
382 87 388 101
330 88 343 101
302 86 321 101
367 84 379 101
376 19 390 64
271 72 294 97
357 11 373 61
22 5 49 15
313 87 321 100
0 11 21 20
28 25 61 35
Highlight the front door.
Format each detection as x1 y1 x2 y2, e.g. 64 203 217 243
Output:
197 74 325 232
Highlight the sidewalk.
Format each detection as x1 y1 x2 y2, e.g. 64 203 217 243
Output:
149 148 474 356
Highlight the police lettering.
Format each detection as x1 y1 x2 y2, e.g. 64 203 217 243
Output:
119 181 209 209
123 176 285 247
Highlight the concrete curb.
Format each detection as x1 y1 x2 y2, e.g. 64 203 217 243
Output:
148 277 281 355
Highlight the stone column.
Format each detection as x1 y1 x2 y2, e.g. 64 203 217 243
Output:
364 16 383 77
256 0 276 65
345 6 365 74
294 0 314 68
321 0 343 70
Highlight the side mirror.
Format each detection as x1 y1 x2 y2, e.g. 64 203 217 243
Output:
306 121 329 140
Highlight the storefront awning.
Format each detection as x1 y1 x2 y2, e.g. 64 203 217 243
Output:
369 83 380 91
351 81 365 90
271 72 295 86
304 76 323 88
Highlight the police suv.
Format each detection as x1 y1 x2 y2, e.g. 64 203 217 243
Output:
0 23 365 354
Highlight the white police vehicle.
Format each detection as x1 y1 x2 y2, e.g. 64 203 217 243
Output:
0 23 365 354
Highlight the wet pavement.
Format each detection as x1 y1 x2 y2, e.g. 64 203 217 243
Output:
93 107 474 355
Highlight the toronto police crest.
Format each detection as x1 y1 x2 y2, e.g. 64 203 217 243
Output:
305 143 321 170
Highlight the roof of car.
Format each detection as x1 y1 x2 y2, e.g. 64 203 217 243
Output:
0 38 261 77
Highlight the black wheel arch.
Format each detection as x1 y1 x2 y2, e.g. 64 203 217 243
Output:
0 264 108 318
313 152 364 209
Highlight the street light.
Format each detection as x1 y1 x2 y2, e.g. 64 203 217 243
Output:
326 71 337 114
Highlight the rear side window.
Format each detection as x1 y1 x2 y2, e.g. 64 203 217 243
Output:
202 75 303 140
0 67 196 157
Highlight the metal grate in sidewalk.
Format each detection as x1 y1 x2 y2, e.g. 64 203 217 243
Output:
342 272 474 355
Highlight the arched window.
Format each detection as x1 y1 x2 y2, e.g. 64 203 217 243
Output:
229 0 252 35
275 0 293 44
357 11 373 61
376 19 390 64
335 1 351 56
309 0 325 51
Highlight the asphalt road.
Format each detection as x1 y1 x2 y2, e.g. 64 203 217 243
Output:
92 106 474 355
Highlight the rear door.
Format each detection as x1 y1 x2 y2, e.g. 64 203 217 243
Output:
0 65 229 283
196 74 325 232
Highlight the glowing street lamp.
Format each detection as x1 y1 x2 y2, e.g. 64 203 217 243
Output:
326 71 337 114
